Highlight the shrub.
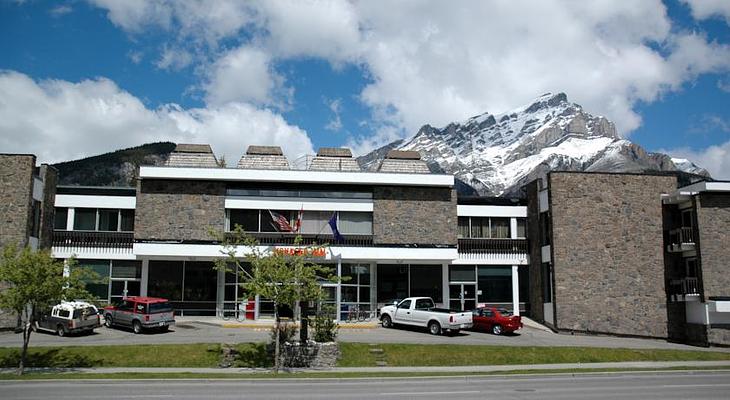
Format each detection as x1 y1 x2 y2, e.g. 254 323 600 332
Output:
270 321 298 345
311 306 338 343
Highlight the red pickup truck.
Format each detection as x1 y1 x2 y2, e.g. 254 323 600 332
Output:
103 296 175 334
471 306 522 335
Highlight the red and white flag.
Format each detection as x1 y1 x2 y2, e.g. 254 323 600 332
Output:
293 206 304 233
268 210 293 232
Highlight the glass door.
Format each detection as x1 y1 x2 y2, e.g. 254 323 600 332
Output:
449 283 477 311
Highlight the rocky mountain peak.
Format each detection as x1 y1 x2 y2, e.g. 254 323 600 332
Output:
359 93 708 196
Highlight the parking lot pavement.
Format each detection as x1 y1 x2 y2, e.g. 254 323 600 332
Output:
0 322 727 352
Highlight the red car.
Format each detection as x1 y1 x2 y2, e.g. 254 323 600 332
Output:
471 307 522 335
103 297 175 334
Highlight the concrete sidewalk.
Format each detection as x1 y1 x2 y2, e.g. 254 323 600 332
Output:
3 360 730 375
178 316 380 329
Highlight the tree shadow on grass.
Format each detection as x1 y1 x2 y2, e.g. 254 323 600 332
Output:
0 348 101 368
232 343 273 368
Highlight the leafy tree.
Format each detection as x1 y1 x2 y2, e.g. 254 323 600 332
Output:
0 245 94 375
213 226 336 372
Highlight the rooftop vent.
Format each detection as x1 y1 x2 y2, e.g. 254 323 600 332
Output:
237 145 290 170
377 150 430 174
308 147 361 172
165 143 220 168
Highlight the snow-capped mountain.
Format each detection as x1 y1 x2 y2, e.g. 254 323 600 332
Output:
358 93 709 196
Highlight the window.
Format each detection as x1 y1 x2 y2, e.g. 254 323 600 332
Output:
30 200 41 238
541 263 552 302
398 299 411 309
340 263 372 314
120 210 135 231
54 207 68 230
261 210 295 232
516 218 526 238
458 217 470 238
74 208 97 231
415 298 435 310
58 309 71 318
471 217 489 238
229 209 259 232
76 259 110 300
98 209 119 231
540 212 551 246
338 212 372 235
449 266 476 282
72 208 134 232
148 260 183 301
410 265 443 302
300 211 332 235
477 266 512 303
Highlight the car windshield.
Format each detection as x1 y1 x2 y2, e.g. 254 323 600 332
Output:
148 302 173 314
72 307 97 319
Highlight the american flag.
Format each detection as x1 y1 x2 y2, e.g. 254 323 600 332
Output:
268 210 293 232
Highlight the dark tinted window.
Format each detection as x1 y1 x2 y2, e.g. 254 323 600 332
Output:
398 299 411 309
98 209 119 231
58 309 70 318
415 298 434 310
410 265 442 302
229 209 259 232
148 302 173 314
120 210 135 231
74 208 96 230
54 207 68 230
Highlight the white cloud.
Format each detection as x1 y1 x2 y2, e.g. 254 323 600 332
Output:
0 71 314 164
719 78 730 93
156 47 193 71
87 0 730 154
324 98 343 132
664 141 730 179
204 46 287 107
49 4 72 17
127 50 143 65
682 0 730 24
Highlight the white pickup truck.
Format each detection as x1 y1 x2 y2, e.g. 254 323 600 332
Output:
379 297 473 335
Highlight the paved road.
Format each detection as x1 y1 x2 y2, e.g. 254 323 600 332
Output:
0 321 725 352
2 371 730 399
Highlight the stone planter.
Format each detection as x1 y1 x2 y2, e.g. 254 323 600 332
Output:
277 341 340 369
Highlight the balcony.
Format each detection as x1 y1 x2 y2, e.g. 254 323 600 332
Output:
457 238 528 262
52 230 134 250
667 227 695 253
229 232 374 247
669 277 701 302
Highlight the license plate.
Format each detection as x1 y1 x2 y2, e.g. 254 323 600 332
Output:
460 324 467 328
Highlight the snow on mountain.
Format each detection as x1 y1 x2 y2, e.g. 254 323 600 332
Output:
358 93 709 196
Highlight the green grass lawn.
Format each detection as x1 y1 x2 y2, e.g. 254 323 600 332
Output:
0 344 221 368
337 343 730 367
1 342 729 369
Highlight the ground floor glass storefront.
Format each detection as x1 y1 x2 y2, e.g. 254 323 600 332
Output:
449 265 529 313
75 259 142 303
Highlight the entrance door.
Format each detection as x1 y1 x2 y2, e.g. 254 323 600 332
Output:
449 284 476 311
110 280 141 304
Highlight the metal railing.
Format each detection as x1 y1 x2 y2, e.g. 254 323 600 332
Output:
669 227 694 245
669 277 700 297
52 230 134 249
457 238 528 254
230 232 374 247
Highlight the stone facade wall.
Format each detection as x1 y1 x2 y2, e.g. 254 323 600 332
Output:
0 154 35 249
708 326 730 346
38 165 57 249
525 180 545 322
135 179 226 241
695 193 730 299
548 172 676 338
372 186 457 246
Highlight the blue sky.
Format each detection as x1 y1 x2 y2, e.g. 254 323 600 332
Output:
1 1 729 177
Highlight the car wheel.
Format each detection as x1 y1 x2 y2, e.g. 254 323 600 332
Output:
104 314 113 328
160 325 169 333
381 314 393 328
428 321 441 335
56 324 66 337
492 324 503 335
133 320 142 334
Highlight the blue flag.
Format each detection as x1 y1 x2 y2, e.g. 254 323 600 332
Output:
328 213 345 243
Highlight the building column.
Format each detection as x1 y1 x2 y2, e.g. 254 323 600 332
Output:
216 266 225 318
442 263 450 308
335 257 342 322
140 259 149 296
512 265 520 316
66 208 75 230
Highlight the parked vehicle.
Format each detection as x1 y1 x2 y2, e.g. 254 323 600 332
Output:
471 306 522 335
33 301 100 336
103 296 175 334
379 297 473 335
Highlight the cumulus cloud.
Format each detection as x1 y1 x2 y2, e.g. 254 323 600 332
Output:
87 1 730 156
682 0 730 24
664 141 730 179
0 71 313 164
156 47 193 71
204 46 287 107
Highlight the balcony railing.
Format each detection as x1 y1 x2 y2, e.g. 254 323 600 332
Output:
669 277 700 301
667 227 695 253
228 232 374 247
457 238 528 254
53 230 134 249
